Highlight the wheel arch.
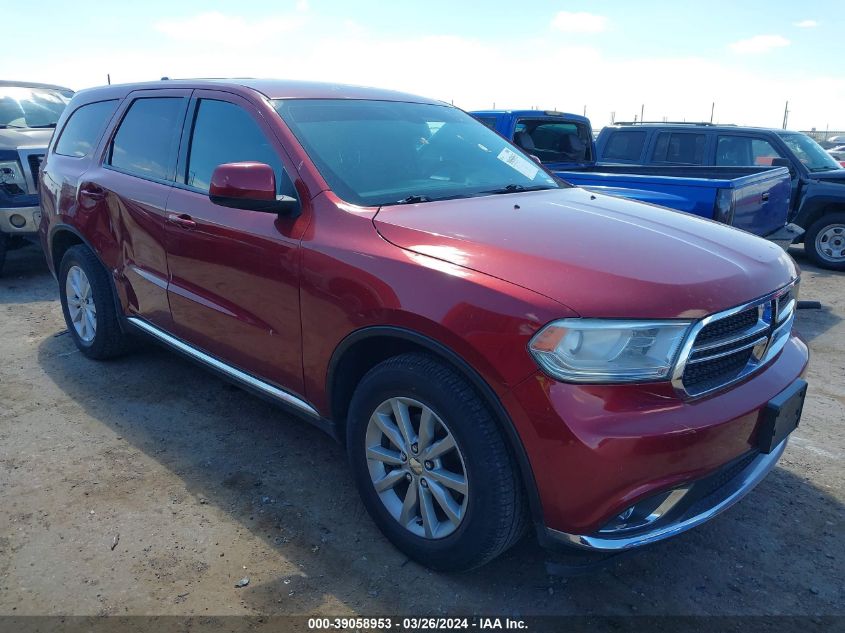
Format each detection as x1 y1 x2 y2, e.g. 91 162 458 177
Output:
49 223 126 328
326 325 545 527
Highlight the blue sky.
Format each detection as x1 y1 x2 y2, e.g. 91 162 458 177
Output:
9 1 845 130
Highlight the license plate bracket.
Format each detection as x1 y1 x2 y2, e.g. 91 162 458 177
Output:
758 379 807 453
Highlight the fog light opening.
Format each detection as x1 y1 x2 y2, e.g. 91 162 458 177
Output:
598 487 690 534
9 214 26 228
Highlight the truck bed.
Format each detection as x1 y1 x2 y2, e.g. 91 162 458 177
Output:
556 165 792 238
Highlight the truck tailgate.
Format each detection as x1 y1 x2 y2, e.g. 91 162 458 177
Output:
728 169 791 237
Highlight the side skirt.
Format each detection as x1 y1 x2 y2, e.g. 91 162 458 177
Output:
126 317 338 439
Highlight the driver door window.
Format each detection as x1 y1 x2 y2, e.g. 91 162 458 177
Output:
716 135 783 166
185 99 295 196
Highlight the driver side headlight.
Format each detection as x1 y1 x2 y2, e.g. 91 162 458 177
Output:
529 319 692 383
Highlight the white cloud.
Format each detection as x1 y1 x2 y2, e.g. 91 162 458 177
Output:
794 19 819 28
155 10 307 44
13 14 845 130
729 34 790 54
551 11 608 34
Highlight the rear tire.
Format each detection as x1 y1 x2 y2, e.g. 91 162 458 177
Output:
346 353 527 571
58 245 134 359
804 212 845 271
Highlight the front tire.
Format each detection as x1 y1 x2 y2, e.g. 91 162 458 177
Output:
804 212 845 271
346 353 527 571
58 245 134 359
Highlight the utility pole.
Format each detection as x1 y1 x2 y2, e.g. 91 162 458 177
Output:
640 104 645 123
782 101 789 130
583 105 587 116
610 111 616 124
710 102 715 123
107 74 111 85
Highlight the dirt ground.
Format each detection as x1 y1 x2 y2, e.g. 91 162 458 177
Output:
0 243 842 618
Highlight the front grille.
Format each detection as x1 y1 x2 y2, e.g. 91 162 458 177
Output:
27 154 44 188
677 282 797 397
694 307 758 345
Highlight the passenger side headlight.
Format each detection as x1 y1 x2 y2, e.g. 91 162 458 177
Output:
529 319 692 383
0 160 27 195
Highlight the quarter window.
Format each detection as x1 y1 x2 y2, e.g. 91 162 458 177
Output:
109 98 184 181
55 100 118 158
186 99 294 196
651 132 706 165
602 131 646 161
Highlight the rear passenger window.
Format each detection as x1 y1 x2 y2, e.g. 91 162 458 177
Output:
602 131 646 161
108 98 184 181
55 100 118 158
651 132 706 165
716 136 783 166
186 99 294 196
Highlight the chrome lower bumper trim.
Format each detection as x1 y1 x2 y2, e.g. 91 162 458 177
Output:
127 316 320 418
547 438 788 551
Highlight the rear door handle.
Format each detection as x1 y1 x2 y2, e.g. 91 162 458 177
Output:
167 212 197 229
762 192 770 202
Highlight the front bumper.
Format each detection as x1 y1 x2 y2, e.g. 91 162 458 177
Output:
765 222 804 250
504 334 808 545
545 438 786 550
0 205 41 235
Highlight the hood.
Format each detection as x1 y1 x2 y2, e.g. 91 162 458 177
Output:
0 128 53 151
810 168 845 183
374 187 797 319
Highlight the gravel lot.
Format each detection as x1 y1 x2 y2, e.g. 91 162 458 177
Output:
1 243 842 618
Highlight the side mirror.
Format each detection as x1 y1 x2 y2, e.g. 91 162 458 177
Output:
771 157 795 176
209 162 300 216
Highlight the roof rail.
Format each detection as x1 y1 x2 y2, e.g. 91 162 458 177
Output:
613 121 736 127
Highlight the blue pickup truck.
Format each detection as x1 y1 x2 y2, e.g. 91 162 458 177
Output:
595 123 845 270
471 110 800 249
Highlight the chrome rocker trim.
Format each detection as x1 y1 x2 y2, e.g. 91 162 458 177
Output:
547 437 787 551
127 317 320 418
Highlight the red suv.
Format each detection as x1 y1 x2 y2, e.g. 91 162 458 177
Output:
39 80 809 571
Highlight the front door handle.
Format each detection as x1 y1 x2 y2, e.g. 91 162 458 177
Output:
167 213 197 229
762 192 770 202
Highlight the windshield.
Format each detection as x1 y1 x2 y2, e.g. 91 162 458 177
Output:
778 132 842 172
0 86 73 129
273 99 561 207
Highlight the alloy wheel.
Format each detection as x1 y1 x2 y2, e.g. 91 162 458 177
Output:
65 265 97 343
365 397 469 539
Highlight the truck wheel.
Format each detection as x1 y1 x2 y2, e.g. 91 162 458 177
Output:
0 233 7 276
805 212 845 271
346 353 527 571
58 245 134 359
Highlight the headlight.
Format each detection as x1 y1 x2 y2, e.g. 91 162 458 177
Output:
529 319 692 383
0 160 27 195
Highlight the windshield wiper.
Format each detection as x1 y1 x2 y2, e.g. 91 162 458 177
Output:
396 194 432 204
0 124 26 129
482 184 555 195
28 123 57 129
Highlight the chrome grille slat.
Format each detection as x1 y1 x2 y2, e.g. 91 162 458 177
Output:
691 321 771 353
672 280 798 398
687 336 768 365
